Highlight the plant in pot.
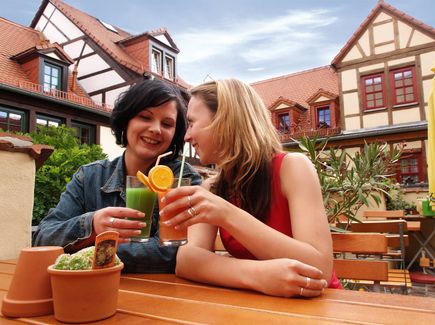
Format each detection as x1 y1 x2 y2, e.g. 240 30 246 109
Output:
47 232 123 323
295 135 402 228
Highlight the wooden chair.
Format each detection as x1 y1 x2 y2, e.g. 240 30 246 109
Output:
342 220 411 294
332 233 389 292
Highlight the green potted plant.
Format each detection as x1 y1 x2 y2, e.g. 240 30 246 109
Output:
295 135 402 227
47 234 123 323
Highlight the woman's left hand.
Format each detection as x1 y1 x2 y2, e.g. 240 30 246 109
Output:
159 185 233 229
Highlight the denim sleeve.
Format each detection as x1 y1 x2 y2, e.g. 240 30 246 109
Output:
32 167 94 251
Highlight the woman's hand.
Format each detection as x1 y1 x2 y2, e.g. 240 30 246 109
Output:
250 259 328 298
159 185 234 229
93 207 146 244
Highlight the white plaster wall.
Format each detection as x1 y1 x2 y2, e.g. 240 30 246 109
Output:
373 12 391 24
345 116 361 131
42 21 68 43
388 57 415 67
373 22 394 44
0 152 35 259
359 63 384 73
100 126 124 160
374 43 395 55
420 52 435 76
359 30 370 56
343 92 360 115
341 70 357 91
105 85 130 107
77 54 111 77
398 21 412 49
78 70 124 93
423 79 433 103
392 107 421 124
314 96 331 103
363 112 389 128
342 45 363 62
410 30 434 47
51 9 84 40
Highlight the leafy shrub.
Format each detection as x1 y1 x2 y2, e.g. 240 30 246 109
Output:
295 135 402 225
27 126 107 225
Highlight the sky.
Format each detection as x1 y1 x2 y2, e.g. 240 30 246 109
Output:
2 0 435 86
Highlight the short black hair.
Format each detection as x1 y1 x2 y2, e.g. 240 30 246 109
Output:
110 77 187 162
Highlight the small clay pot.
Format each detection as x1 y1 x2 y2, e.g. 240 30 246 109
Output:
1 246 64 317
47 262 124 323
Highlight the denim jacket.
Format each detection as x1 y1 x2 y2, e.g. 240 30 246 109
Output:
32 154 202 273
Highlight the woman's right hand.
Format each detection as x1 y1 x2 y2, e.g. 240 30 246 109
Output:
248 258 328 298
93 207 147 244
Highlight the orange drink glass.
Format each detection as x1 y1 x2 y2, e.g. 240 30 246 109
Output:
158 178 191 246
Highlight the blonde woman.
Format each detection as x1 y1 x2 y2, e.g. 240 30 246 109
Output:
159 79 341 297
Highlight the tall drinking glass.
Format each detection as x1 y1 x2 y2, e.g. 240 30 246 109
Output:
126 176 157 242
158 178 191 246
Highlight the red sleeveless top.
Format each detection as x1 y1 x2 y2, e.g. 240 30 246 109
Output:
219 152 342 289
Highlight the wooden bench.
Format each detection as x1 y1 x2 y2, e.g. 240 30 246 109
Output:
332 232 411 293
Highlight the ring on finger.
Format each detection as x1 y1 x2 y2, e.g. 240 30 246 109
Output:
300 287 304 296
109 217 115 227
187 208 195 218
187 195 192 208
306 277 311 288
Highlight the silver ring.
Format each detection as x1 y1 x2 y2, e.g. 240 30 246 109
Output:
187 195 192 208
306 277 311 288
109 217 115 227
300 287 304 296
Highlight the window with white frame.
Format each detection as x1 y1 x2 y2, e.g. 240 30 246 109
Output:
164 55 174 80
151 48 162 74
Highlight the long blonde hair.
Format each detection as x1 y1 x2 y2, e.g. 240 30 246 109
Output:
190 79 282 220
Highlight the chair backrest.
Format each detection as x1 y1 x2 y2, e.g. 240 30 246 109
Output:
346 220 408 269
332 233 389 281
363 210 405 220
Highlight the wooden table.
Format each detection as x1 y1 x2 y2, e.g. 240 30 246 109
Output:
1 260 434 324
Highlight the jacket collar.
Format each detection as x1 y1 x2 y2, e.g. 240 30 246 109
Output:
101 154 126 200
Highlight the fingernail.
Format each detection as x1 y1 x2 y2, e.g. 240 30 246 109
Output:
134 230 141 235
322 280 328 288
159 210 164 217
163 220 171 226
138 212 145 217
161 197 166 203
138 222 146 227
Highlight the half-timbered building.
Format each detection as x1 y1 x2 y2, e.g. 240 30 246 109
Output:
28 0 188 158
253 1 435 196
0 17 110 146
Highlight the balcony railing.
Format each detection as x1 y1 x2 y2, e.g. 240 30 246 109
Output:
279 126 342 142
0 76 112 113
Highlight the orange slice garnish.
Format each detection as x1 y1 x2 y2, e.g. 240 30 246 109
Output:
148 165 174 192
136 170 157 192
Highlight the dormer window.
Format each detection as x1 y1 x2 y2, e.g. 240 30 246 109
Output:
164 55 174 80
317 106 331 128
43 62 61 92
151 48 162 74
277 112 291 133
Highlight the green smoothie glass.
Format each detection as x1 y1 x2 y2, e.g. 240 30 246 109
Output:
126 176 157 242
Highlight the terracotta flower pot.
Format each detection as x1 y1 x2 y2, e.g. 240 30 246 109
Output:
1 246 64 317
47 262 124 323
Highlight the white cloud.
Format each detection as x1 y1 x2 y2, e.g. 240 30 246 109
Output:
177 9 337 65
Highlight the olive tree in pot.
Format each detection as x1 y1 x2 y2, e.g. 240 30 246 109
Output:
295 136 402 229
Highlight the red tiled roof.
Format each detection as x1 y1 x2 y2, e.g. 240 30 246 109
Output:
251 66 338 109
0 17 109 112
332 0 435 66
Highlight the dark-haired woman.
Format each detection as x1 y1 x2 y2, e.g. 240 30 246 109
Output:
33 78 201 273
